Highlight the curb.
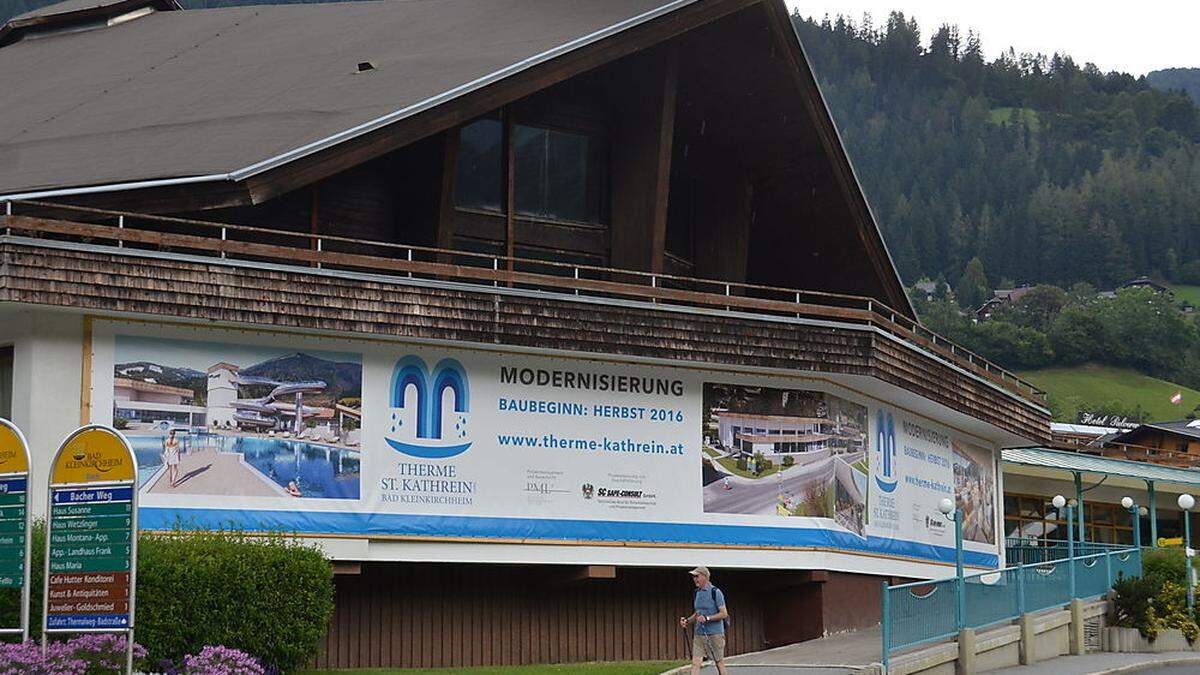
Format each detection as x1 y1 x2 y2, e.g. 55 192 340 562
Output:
1090 655 1200 674
660 664 873 674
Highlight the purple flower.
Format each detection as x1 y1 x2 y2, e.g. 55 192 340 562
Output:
179 646 266 675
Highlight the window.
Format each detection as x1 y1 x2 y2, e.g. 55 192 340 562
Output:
513 125 599 223
1003 492 1133 546
0 346 11 419
452 117 604 225
453 118 503 212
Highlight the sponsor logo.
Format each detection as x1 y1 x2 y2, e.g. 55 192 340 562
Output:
874 410 898 493
581 483 594 499
385 355 472 459
924 515 946 532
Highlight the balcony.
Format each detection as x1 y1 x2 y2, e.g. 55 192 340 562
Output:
0 200 1049 440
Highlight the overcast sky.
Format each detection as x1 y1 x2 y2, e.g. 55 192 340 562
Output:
786 1 1198 76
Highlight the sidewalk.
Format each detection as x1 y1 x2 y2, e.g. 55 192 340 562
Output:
673 630 1200 675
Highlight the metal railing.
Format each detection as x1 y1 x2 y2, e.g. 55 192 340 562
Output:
1004 538 1130 565
0 199 1046 403
882 547 1141 670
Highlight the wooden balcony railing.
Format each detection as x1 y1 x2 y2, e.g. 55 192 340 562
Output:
1051 437 1200 469
1 199 1046 404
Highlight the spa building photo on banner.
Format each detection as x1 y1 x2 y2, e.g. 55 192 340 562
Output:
0 0 1051 668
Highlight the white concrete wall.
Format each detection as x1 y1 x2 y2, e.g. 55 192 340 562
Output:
0 308 84 518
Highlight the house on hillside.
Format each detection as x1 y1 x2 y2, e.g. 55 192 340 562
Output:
0 0 1050 666
1117 277 1172 295
975 285 1034 321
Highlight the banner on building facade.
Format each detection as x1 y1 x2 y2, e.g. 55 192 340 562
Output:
91 324 1000 568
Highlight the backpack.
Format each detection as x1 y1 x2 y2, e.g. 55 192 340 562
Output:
708 586 730 630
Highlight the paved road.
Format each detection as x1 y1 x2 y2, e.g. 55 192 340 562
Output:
702 459 834 515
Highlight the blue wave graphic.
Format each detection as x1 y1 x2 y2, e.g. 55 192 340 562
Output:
385 437 472 459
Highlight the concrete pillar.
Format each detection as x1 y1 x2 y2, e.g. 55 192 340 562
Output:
1018 613 1036 665
956 627 976 675
1069 599 1086 655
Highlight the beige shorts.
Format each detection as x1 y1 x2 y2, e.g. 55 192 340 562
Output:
692 632 726 662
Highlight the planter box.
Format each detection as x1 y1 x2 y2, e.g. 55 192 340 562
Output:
1107 626 1200 653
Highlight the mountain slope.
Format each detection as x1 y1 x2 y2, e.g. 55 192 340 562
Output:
1019 364 1200 423
1149 68 1200 105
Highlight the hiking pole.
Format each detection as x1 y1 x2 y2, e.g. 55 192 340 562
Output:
701 630 718 664
680 623 692 660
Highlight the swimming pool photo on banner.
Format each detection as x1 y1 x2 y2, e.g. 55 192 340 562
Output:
113 335 362 500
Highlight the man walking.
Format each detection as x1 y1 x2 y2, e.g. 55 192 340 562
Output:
678 566 729 674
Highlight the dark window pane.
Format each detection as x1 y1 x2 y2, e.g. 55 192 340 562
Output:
1004 495 1018 516
514 124 598 223
454 119 503 212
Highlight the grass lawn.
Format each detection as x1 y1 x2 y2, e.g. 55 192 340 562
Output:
716 456 780 479
300 662 684 675
702 445 722 458
989 106 1041 132
1171 284 1200 308
1018 363 1200 422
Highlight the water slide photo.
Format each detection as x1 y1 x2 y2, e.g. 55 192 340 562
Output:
113 335 362 500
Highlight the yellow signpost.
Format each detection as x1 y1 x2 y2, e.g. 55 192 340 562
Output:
0 418 31 641
44 425 138 674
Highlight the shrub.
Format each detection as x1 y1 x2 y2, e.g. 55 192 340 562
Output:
1113 574 1160 639
782 455 795 468
1143 548 1190 589
137 530 334 672
1 527 333 673
1112 554 1200 643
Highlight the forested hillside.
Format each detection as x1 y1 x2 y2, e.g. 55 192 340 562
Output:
3 0 1197 297
791 11 1200 291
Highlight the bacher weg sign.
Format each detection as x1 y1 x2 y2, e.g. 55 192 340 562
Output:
44 425 138 674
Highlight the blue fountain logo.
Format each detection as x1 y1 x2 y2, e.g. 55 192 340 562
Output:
874 409 898 493
385 355 472 459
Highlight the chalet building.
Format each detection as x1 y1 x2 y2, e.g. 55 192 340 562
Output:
0 0 1051 668
1003 419 1200 560
975 285 1034 321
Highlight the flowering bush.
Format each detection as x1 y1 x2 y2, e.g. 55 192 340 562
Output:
156 646 275 675
0 634 147 675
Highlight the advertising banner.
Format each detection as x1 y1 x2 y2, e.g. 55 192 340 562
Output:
92 324 1001 568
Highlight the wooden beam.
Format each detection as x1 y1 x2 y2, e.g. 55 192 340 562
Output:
609 43 679 273
503 107 516 274
757 0 914 319
436 130 460 250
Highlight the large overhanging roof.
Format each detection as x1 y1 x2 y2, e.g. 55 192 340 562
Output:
0 0 694 194
1003 447 1200 488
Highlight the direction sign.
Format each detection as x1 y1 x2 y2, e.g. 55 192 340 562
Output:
44 425 138 672
0 420 30 638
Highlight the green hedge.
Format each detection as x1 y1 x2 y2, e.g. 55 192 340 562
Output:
1 523 334 673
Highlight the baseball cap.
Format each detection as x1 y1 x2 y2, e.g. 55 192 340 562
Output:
689 566 711 577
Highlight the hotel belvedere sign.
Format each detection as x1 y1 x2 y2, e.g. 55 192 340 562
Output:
0 419 32 640
90 322 1005 571
44 425 138 647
